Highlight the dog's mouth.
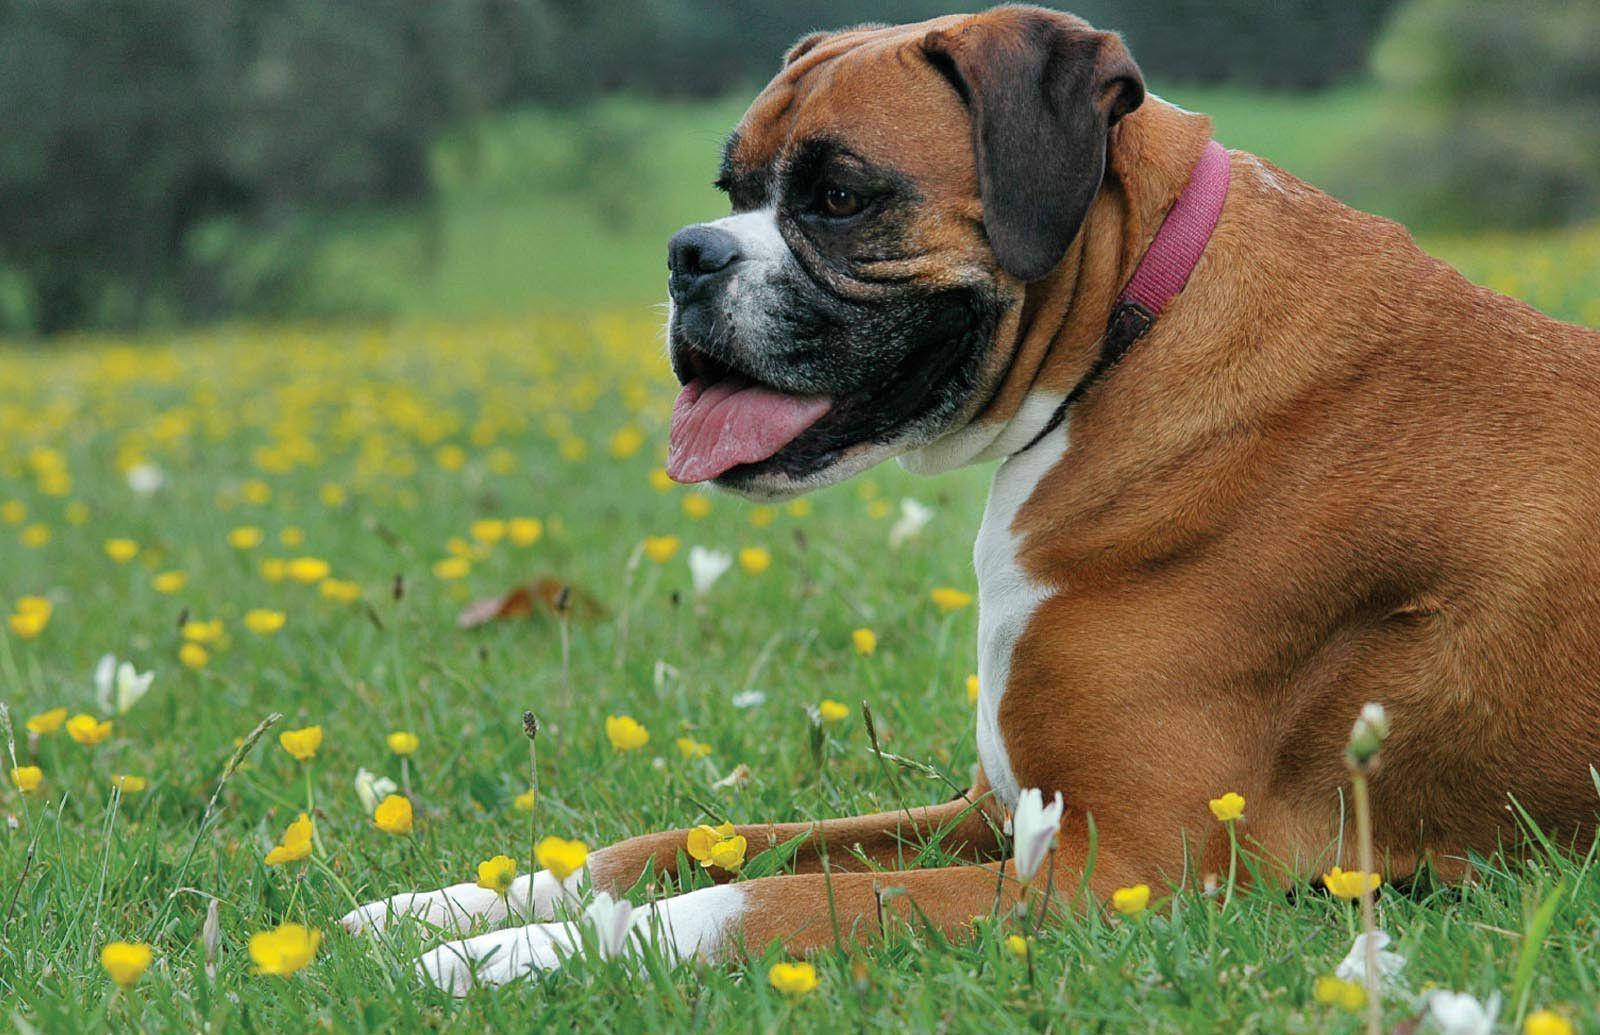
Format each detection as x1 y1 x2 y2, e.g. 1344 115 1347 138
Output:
666 348 833 484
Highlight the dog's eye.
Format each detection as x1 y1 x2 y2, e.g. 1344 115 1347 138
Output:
820 186 864 219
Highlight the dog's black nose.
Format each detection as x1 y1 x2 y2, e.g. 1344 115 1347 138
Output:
668 225 741 299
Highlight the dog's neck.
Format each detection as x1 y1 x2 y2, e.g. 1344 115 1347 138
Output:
900 99 1216 475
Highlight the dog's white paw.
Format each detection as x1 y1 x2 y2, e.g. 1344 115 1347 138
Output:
418 922 578 996
341 868 584 935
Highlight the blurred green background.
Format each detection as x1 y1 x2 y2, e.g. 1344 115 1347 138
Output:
0 0 1595 337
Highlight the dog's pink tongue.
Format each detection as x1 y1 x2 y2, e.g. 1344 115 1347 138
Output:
667 377 832 482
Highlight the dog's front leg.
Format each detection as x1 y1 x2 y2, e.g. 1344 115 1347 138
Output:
341 784 1001 936
419 849 1129 995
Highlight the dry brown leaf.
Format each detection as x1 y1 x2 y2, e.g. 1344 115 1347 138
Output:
456 576 605 628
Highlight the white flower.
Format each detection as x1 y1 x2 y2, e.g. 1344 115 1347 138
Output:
887 498 934 549
711 762 751 790
1424 990 1500 1035
96 655 154 715
583 891 636 959
354 768 398 814
730 690 766 709
687 546 732 596
125 463 166 495
1334 930 1407 985
1009 787 1064 884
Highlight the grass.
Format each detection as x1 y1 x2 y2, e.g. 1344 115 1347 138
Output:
2 85 1598 1032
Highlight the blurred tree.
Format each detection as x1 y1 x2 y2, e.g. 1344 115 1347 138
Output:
0 0 541 333
1346 0 1600 230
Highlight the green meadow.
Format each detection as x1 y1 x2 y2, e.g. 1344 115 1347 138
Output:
1 85 1596 1032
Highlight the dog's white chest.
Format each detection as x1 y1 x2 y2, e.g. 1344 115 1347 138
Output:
973 418 1067 813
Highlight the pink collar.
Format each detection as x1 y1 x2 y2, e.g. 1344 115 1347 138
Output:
1014 139 1230 455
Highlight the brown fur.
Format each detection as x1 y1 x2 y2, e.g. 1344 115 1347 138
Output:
591 5 1600 950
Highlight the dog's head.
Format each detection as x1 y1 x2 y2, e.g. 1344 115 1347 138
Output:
665 5 1143 498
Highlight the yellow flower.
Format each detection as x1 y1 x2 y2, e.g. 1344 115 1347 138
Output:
768 961 818 997
605 714 649 752
682 494 712 520
278 725 322 761
470 519 506 546
513 789 536 812
817 699 849 723
241 480 272 505
259 558 287 582
286 557 330 584
1005 934 1029 959
748 506 777 528
476 854 518 895
15 595 50 618
152 570 187 594
0 500 24 524
10 766 42 793
507 517 544 546
686 822 745 871
643 535 681 563
244 609 286 635
104 538 139 562
8 609 49 639
1525 1010 1575 1035
278 526 305 548
785 499 812 518
851 627 877 657
20 523 51 548
319 483 347 507
179 642 210 669
649 468 676 493
930 586 974 613
1208 792 1245 822
264 813 314 866
708 835 747 871
112 774 147 793
966 674 980 705
675 736 711 760
248 923 320 976
738 547 771 574
100 941 154 987
534 835 589 880
1313 975 1366 1012
182 618 224 644
1111 884 1151 916
67 714 113 746
609 425 645 458
319 578 361 603
373 794 413 835
432 556 471 580
386 731 419 756
26 707 67 735
436 444 467 470
1322 867 1381 901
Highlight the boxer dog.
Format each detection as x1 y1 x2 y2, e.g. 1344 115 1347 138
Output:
346 5 1600 992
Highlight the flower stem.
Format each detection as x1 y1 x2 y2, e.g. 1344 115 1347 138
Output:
1350 765 1381 1035
1221 819 1239 914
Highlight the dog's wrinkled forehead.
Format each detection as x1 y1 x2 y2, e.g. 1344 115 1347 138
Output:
722 19 979 213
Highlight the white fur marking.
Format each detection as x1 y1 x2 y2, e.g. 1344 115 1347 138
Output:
340 867 585 935
418 883 747 995
973 411 1069 811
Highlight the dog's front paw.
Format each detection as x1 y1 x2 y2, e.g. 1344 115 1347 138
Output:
418 922 577 996
341 868 584 935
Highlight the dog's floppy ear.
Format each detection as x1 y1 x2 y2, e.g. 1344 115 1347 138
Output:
922 10 1144 281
